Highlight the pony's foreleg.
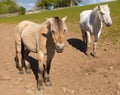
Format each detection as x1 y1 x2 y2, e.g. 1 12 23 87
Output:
37 51 44 90
93 42 97 57
93 31 101 57
86 31 91 55
15 42 24 74
44 49 55 86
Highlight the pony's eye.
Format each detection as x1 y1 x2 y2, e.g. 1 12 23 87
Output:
100 12 105 15
52 30 55 34
64 29 67 32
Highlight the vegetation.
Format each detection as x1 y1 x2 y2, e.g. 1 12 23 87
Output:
0 0 18 14
0 0 26 15
36 0 59 9
0 0 119 43
18 6 26 15
36 0 81 8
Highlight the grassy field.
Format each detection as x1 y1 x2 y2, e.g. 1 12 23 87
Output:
0 0 120 43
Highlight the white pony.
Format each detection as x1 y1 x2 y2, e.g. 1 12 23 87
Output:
80 4 112 57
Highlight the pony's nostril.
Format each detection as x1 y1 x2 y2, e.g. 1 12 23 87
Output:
56 45 59 49
106 23 111 27
60 47 64 50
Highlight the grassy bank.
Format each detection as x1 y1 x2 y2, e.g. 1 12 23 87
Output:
0 0 120 43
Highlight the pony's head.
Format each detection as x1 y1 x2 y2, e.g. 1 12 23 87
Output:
46 16 68 53
98 4 112 27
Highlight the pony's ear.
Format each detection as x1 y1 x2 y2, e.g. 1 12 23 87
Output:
98 5 101 10
105 4 108 7
45 17 48 20
62 16 67 22
46 18 52 24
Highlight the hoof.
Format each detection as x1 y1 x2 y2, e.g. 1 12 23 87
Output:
37 86 44 90
26 69 31 74
44 79 52 87
91 52 98 58
85 51 91 56
19 71 24 74
37 84 44 90
37 80 44 90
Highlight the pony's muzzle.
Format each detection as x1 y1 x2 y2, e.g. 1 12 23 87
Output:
105 20 112 27
55 44 65 53
106 22 112 27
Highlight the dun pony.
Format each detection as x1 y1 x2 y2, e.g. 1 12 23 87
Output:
14 16 67 90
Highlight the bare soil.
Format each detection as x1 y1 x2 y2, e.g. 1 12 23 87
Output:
0 24 120 95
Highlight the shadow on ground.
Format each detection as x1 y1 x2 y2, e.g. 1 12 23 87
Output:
67 38 86 54
28 56 38 80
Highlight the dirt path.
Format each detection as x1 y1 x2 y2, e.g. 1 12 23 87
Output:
0 24 120 95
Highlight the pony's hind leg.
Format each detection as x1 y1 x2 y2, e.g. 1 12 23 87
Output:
81 29 86 43
81 29 87 52
15 42 24 74
23 49 31 74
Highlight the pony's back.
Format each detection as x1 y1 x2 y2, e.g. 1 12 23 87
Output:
15 20 37 34
80 10 92 25
80 10 93 32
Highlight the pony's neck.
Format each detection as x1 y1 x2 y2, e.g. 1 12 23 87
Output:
91 6 101 24
43 20 55 47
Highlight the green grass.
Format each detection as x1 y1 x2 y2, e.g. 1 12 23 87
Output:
0 0 120 44
0 5 97 24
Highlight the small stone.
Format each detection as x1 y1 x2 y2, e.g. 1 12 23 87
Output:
34 91 44 95
104 48 108 51
98 88 103 92
117 83 120 87
107 43 111 45
5 68 9 71
61 87 68 93
84 88 87 90
6 62 10 64
114 91 120 95
70 89 75 94
12 80 19 85
109 66 114 70
24 84 33 89
10 69 15 72
17 77 24 82
26 89 34 95
57 62 60 65
3 75 10 80
84 72 90 76
103 74 108 78
12 78 24 85
105 80 111 84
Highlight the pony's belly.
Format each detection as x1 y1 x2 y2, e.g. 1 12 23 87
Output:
25 45 37 52
22 36 37 52
24 43 37 52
